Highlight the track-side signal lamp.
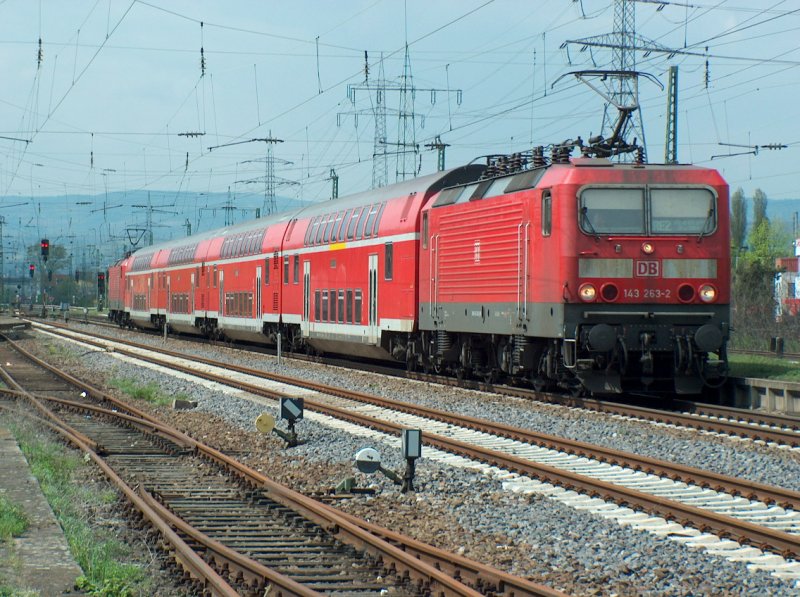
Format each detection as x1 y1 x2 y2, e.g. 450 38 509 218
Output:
41 238 50 261
97 272 106 294
29 264 35 278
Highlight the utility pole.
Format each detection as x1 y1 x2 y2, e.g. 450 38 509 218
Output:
664 65 678 164
329 169 339 200
424 136 450 171
340 50 462 186
211 136 292 216
563 0 697 162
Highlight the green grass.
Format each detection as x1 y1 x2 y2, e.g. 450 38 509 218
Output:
0 496 28 541
108 377 175 407
8 420 146 597
728 353 800 382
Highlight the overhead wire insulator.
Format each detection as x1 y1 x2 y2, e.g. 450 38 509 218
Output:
200 21 206 77
37 37 43 69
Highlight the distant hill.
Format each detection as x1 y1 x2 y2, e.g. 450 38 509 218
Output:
767 199 800 235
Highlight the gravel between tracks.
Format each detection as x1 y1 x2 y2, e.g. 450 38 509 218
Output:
23 326 800 596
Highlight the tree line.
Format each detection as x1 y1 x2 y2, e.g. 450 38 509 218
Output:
730 187 798 350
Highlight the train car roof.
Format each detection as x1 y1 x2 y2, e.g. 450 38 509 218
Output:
127 164 485 259
288 164 485 220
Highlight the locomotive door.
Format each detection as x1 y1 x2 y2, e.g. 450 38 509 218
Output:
256 266 262 319
517 222 530 322
301 261 310 337
430 234 440 323
368 254 378 343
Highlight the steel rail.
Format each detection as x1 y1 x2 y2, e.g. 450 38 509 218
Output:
0 378 239 596
4 333 559 597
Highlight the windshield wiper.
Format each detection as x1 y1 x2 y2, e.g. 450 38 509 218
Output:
581 206 600 240
697 206 715 242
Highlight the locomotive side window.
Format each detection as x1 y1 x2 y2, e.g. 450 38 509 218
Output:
338 290 345 323
293 255 299 284
650 188 716 235
264 258 269 285
329 288 337 322
384 242 393 280
283 256 289 284
346 289 353 323
422 213 429 249
579 188 645 235
322 290 329 321
542 191 552 236
314 290 321 321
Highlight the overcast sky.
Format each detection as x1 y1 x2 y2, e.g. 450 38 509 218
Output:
1 0 799 255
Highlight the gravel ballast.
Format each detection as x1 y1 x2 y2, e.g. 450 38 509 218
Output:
22 326 800 595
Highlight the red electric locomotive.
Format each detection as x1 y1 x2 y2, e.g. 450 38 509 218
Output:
108 148 729 396
416 154 729 395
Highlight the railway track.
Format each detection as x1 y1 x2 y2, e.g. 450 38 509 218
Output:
24 322 800 572
0 335 560 597
60 318 800 447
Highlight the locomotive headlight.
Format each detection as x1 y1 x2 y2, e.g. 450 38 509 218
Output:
641 242 655 254
579 283 597 302
698 284 717 303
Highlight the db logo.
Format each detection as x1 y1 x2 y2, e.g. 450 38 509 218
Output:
635 260 660 277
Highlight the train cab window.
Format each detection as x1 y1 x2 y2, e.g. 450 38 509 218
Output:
314 290 321 321
422 213 429 249
346 289 353 323
384 242 393 280
354 289 363 324
322 290 329 321
329 288 336 322
338 290 344 323
355 206 371 239
264 258 270 285
213 266 217 288
283 256 289 284
480 177 511 200
541 191 552 237
293 255 299 284
579 187 645 235
338 209 352 242
650 188 716 235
